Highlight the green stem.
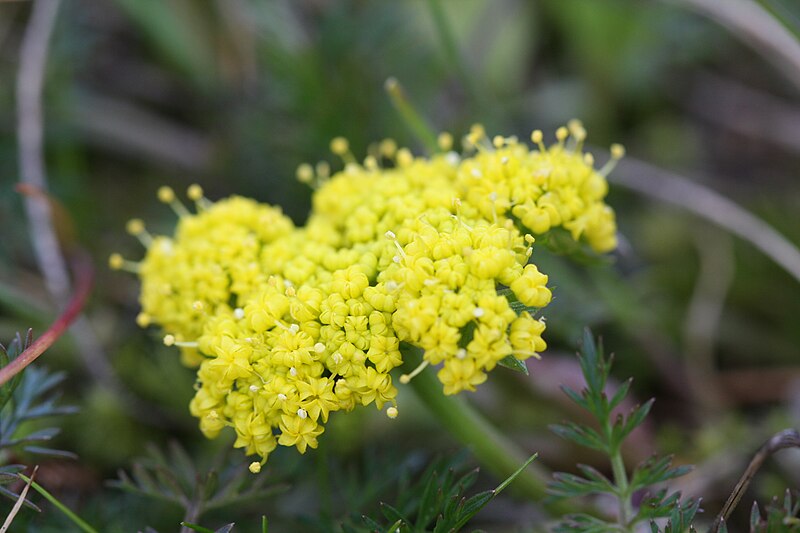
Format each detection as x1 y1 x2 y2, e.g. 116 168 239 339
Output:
609 445 634 531
18 474 99 533
384 78 439 154
400 346 565 511
425 0 480 103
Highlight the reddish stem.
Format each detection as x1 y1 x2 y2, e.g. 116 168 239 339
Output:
0 253 93 386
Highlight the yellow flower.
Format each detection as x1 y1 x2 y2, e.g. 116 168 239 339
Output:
120 124 620 464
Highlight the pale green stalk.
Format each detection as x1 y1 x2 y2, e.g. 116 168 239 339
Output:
384 78 439 154
425 0 480 103
18 474 99 533
400 346 568 514
609 450 634 531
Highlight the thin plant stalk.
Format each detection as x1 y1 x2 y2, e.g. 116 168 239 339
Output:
609 447 634 530
0 466 36 533
384 78 439 154
400 345 568 513
18 473 99 533
425 0 480 103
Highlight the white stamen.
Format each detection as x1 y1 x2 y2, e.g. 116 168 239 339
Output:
314 342 326 353
473 307 485 318
456 348 467 360
234 308 245 320
297 408 308 419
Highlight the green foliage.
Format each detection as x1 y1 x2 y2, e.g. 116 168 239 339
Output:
549 329 694 532
0 331 77 511
350 452 537 533
750 490 800 532
181 522 235 533
111 441 284 529
181 515 268 533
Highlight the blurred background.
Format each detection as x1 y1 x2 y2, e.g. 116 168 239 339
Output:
1 0 800 530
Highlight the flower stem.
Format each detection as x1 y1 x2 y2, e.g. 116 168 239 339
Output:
384 77 439 154
609 447 634 531
425 0 480 103
18 473 99 533
400 345 559 508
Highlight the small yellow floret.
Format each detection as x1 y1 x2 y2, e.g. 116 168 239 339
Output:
126 219 145 235
610 143 626 159
157 186 175 203
386 406 398 419
163 334 176 346
296 163 314 183
396 148 413 167
379 139 397 158
466 124 485 147
249 461 262 474
437 132 453 151
136 312 151 327
187 184 204 201
316 161 330 178
330 137 349 155
108 253 124 270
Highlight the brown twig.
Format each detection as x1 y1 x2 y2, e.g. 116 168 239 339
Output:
711 429 800 532
0 254 92 387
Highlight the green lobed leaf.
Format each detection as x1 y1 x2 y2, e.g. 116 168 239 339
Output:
379 502 408 525
497 354 529 375
550 422 608 453
560 385 590 411
750 500 761 530
553 513 616 533
611 398 654 448
608 378 632 411
180 523 217 533
630 455 692 491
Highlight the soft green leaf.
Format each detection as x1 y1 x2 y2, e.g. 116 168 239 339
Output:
497 354 529 375
180 523 216 533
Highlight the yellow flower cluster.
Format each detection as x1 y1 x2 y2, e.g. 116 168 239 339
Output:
112 123 620 468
